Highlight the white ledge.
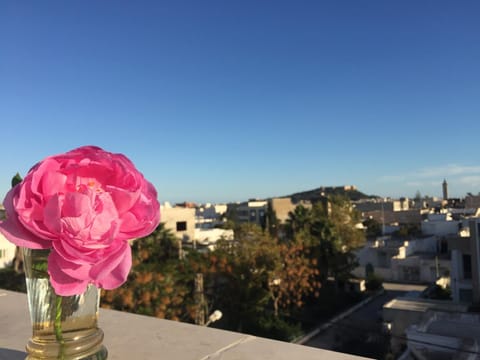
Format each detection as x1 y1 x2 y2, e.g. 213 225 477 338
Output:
0 289 370 360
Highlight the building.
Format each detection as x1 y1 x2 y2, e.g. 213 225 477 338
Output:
353 236 450 283
383 298 469 356
354 198 410 213
442 179 448 200
194 228 234 250
391 251 450 284
195 203 227 229
269 197 311 224
449 218 480 304
0 206 16 269
353 237 403 280
421 210 466 237
358 208 423 229
160 203 196 243
384 217 480 358
0 232 16 269
227 200 268 226
465 194 480 209
405 311 480 359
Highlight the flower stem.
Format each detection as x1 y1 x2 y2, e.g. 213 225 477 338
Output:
55 295 65 359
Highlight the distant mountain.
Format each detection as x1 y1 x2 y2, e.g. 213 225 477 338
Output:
285 186 378 203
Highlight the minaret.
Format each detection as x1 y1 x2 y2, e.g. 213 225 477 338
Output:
442 179 448 200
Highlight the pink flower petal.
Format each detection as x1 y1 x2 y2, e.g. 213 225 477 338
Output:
94 244 132 290
31 158 61 198
0 187 51 249
48 256 89 296
88 192 119 241
62 192 93 218
52 238 98 264
41 165 66 198
105 185 140 215
43 194 62 235
49 250 92 281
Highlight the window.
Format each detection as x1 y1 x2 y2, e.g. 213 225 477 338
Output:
176 221 187 231
463 254 472 279
249 210 257 222
440 240 448 254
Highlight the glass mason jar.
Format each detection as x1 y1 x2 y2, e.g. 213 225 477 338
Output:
23 248 108 360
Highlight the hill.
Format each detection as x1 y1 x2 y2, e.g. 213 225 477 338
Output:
286 186 378 203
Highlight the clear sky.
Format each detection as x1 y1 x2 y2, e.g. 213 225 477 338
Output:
1 1 480 204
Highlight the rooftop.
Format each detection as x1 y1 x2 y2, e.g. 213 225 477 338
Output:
0 289 370 360
405 311 480 359
383 297 469 314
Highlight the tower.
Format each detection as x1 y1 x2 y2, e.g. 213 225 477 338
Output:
442 179 448 200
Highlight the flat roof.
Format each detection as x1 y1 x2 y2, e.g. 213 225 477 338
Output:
383 298 469 313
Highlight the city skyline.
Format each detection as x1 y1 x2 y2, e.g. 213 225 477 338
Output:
1 1 480 204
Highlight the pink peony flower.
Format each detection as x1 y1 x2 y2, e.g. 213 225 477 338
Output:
0 146 160 296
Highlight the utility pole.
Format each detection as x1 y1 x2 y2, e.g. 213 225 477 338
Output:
178 239 184 260
194 273 205 325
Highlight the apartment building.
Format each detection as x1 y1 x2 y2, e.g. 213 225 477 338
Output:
449 218 480 304
160 203 196 243
227 200 268 226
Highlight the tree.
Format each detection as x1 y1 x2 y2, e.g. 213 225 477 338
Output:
101 224 198 322
414 191 422 206
210 223 319 333
285 204 312 239
102 221 320 341
264 201 279 238
363 218 382 239
11 172 22 187
267 242 320 317
394 223 421 238
7 173 24 274
286 196 365 288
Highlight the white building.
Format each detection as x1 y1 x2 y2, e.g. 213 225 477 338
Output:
353 236 403 280
194 228 234 250
354 198 410 213
195 203 227 229
383 298 469 356
405 311 480 359
449 218 480 304
353 236 450 284
160 203 196 243
421 211 462 236
0 232 16 269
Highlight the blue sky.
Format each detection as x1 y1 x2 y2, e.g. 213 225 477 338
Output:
1 1 480 204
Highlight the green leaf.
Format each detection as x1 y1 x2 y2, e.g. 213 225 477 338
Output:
11 173 23 188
